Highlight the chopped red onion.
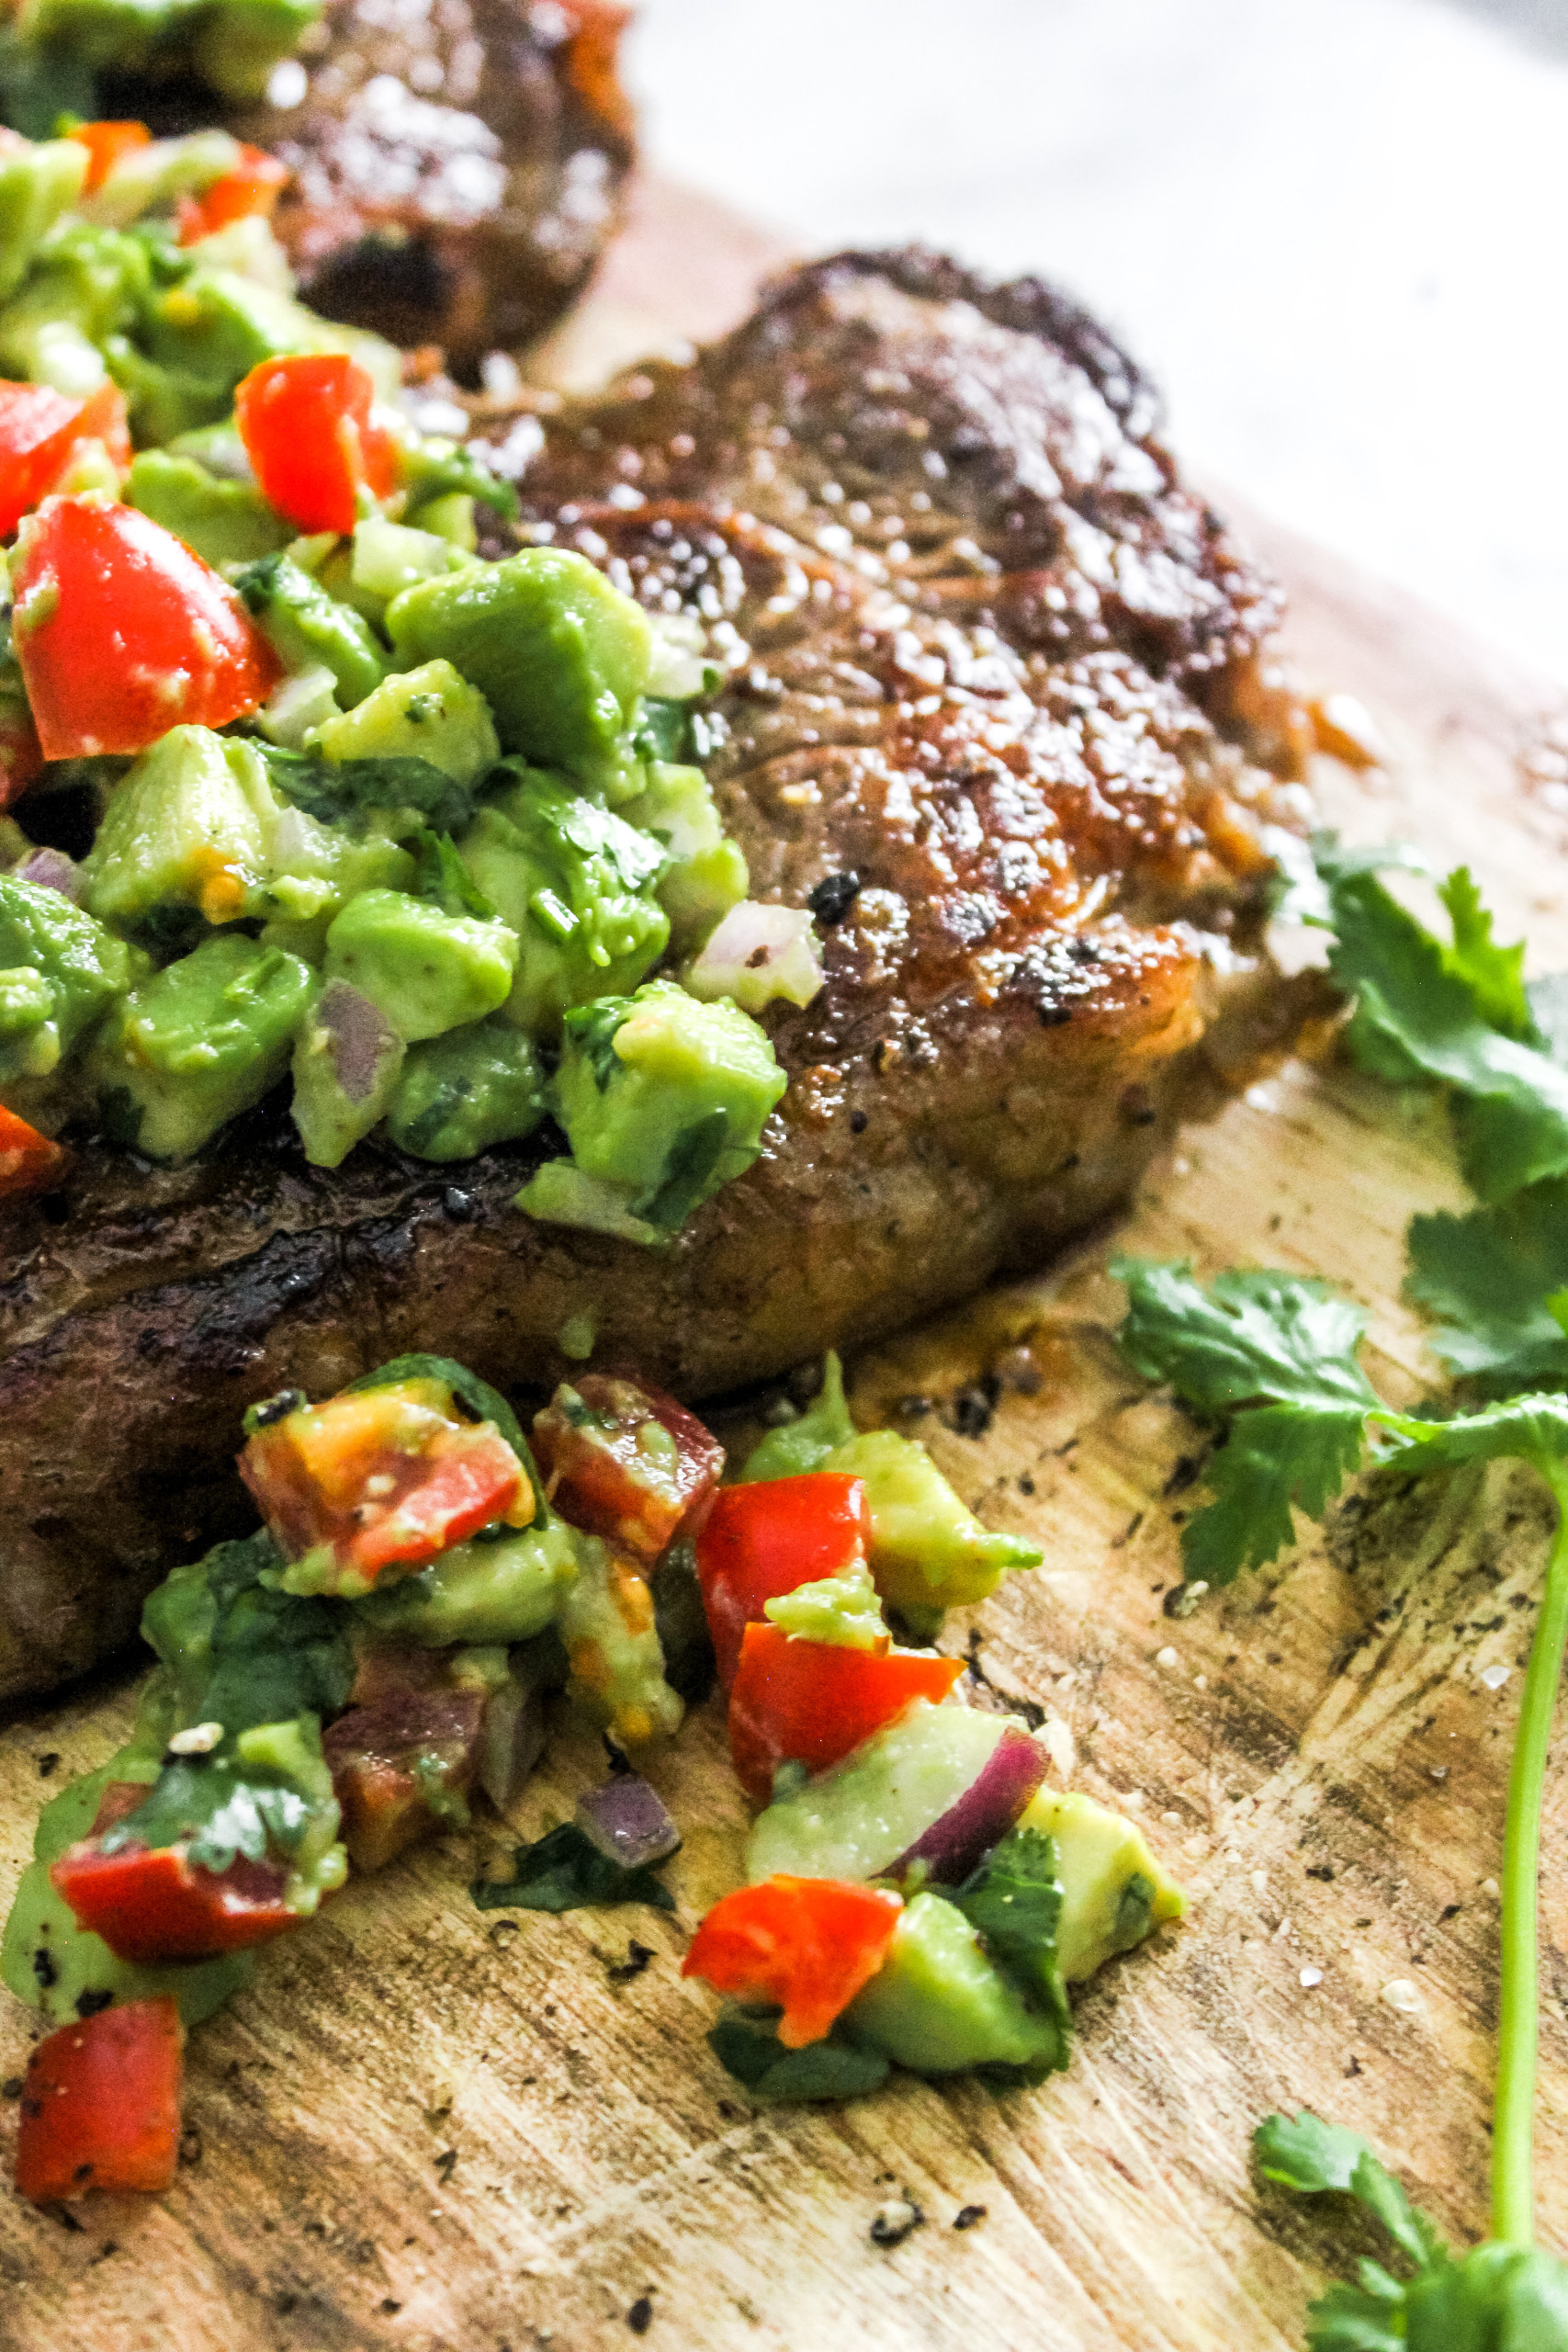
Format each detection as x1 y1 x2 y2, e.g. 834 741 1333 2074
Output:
479 1674 551 1814
888 1724 1048 1885
316 978 401 1104
575 1774 682 1871
15 848 81 901
685 902 824 1013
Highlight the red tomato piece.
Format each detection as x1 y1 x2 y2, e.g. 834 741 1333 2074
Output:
240 1378 528 1586
50 1838 299 1962
0 1104 68 1196
66 119 151 193
532 1374 724 1563
0 379 130 537
177 142 290 243
682 1877 902 2048
323 1682 487 1871
694 1474 873 1691
14 1996 184 2202
728 1624 963 1804
10 495 279 758
233 354 400 535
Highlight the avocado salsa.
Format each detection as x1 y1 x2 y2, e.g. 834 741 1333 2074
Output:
0 123 802 1242
3 1348 1184 2202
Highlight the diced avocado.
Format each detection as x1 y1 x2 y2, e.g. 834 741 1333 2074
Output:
123 261 399 441
177 212 293 295
0 871 135 1084
290 977 405 1168
352 1515 585 1647
396 432 519 525
164 419 255 480
126 448 291 568
232 553 386 708
410 492 476 551
825 1430 1042 1624
1 1751 254 2029
764 1559 886 1650
556 1528 683 1747
80 725 276 930
745 1702 1012 1886
258 662 341 750
385 548 653 781
846 1891 1063 2075
384 1016 546 1160
351 514 468 602
79 129 238 230
547 979 785 1234
189 0 323 104
0 137 87 304
457 771 668 1037
1018 1788 1186 1982
87 933 317 1159
312 660 500 788
512 1159 662 1247
740 1351 854 1482
619 760 749 952
0 219 149 393
323 888 517 1042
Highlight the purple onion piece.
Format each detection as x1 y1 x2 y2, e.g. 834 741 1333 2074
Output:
575 1774 682 1871
888 1725 1048 1886
479 1676 550 1815
15 848 81 902
317 978 400 1104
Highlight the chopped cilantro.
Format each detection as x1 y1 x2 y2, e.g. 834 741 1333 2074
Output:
470 1822 675 1915
937 1826 1070 2053
707 2007 890 2102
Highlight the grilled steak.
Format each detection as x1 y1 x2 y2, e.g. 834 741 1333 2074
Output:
0 248 1319 1703
101 0 635 369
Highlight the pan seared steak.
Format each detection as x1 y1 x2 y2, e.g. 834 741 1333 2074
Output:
0 249 1317 1702
100 0 636 368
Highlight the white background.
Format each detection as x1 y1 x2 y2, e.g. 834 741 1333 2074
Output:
626 0 1568 684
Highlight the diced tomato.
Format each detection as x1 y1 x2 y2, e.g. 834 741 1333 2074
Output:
233 354 400 535
177 142 290 244
0 1104 68 1196
66 119 151 194
240 1377 529 1586
694 1475 873 1691
728 1625 963 1804
0 379 130 538
14 1996 183 2202
682 1877 901 2048
10 495 279 759
324 1683 487 1871
532 1374 724 1563
50 1837 299 1962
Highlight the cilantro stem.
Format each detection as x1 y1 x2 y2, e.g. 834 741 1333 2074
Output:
1494 1468 1568 2245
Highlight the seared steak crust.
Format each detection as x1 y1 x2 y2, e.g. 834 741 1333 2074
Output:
0 251 1315 1702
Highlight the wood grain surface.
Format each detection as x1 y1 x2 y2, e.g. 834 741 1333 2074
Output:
4 177 1568 2352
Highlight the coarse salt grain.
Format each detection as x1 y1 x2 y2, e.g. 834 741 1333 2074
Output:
1155 1646 1180 1669
1381 1978 1425 2017
1479 1664 1511 1690
1300 1967 1324 1988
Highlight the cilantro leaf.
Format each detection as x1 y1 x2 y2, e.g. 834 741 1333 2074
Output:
470 1822 676 1915
939 1826 1070 2057
1406 1185 1568 1396
140 1531 354 1738
1380 1391 1568 1481
410 827 497 921
1437 869 1537 1044
1527 974 1568 1068
1256 2112 1446 2273
1182 1403 1371 1584
707 2008 890 2102
1323 863 1568 1203
255 742 477 840
108 1748 324 1875
1404 2243 1568 2348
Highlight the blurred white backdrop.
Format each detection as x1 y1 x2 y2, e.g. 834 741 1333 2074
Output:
626 0 1568 683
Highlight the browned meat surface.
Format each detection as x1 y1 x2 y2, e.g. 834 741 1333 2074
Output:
0 249 1320 1704
107 0 635 368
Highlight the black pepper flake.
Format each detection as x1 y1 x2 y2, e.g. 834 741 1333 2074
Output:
36 1752 60 1779
74 1987 113 2018
179 2125 203 2167
32 1945 57 1990
1 2075 23 2101
870 2198 923 2249
849 1109 868 1135
951 1378 999 1439
608 1941 655 1984
434 2149 458 2185
627 2294 654 2334
380 2300 403 2317
808 870 862 926
953 2204 987 2231
1305 1864 1335 1883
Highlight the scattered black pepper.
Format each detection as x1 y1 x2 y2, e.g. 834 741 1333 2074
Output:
1018 1474 1036 1496
870 2198 924 2249
608 1941 655 1984
380 2300 403 2317
1 2075 23 2100
953 2204 987 2232
626 2294 654 2334
807 870 861 926
73 1987 113 2018
951 1378 998 1439
36 1752 60 1779
434 2149 458 2184
1305 1865 1335 1883
849 1109 868 1135
31 1946 57 1990
179 2126 203 2167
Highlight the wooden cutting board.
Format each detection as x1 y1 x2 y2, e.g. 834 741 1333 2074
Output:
4 177 1568 2352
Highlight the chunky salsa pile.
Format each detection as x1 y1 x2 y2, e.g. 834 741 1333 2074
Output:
0 121 814 1241
1 1350 1181 2200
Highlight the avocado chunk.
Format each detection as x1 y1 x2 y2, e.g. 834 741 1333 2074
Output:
17 0 316 105
290 978 405 1168
0 872 134 1086
232 553 387 711
457 770 669 1038
385 548 653 781
619 760 749 952
384 1016 546 1160
1018 1788 1186 1981
323 888 517 1042
0 137 87 304
313 660 500 788
764 1559 886 1649
536 978 785 1236
87 933 317 1159
80 724 276 931
350 514 468 601
846 1892 1064 2075
824 1430 1043 1626
127 448 291 570
0 217 148 394
746 1702 1017 1886
352 1515 585 1647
